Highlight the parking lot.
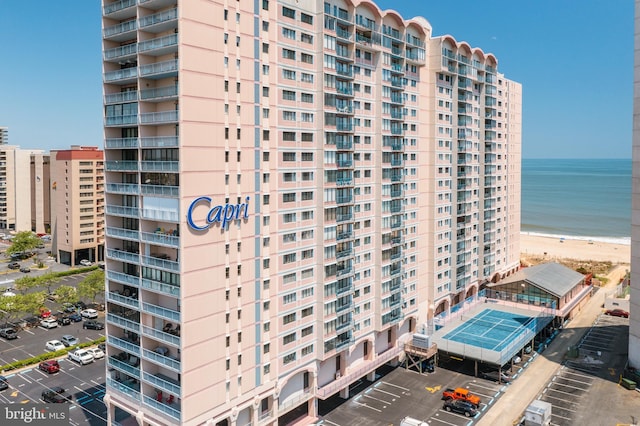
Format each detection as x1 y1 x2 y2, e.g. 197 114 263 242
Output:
0 355 107 425
318 362 510 426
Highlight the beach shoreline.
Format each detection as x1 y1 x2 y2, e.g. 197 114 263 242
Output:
520 233 630 264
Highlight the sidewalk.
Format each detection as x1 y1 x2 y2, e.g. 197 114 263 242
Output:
476 277 614 426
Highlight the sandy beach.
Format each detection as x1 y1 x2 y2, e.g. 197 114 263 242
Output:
520 233 630 264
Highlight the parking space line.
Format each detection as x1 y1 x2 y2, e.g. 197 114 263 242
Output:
550 412 573 421
546 386 584 398
321 420 341 426
362 393 390 405
541 396 577 412
370 386 400 399
23 329 34 335
428 416 459 425
561 368 595 380
378 381 409 392
555 375 592 386
352 396 381 412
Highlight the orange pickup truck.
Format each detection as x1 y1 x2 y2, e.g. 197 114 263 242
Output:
442 387 481 408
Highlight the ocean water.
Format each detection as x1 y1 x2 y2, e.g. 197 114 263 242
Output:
521 158 631 244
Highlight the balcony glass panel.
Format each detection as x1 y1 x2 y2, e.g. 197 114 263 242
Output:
140 111 178 124
143 348 181 372
140 136 179 148
106 226 140 241
105 115 138 126
139 160 179 172
107 292 140 309
141 278 180 297
138 34 178 53
104 44 137 60
105 138 139 149
141 230 179 248
105 160 139 171
108 336 141 355
139 59 178 77
140 208 179 222
107 248 140 264
142 325 180 347
143 395 181 421
141 254 179 272
108 356 141 378
106 377 140 401
139 8 178 28
106 183 139 195
142 302 180 322
105 91 138 104
143 372 181 395
140 85 178 101
104 20 137 38
103 0 136 15
107 270 140 287
107 313 141 333
141 184 179 197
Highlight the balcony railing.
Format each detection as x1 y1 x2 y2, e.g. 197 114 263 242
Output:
139 8 178 29
108 356 141 378
105 160 139 171
108 335 141 355
104 43 137 61
105 137 139 149
105 115 138 126
141 184 179 197
141 230 179 248
141 278 180 297
107 313 141 333
140 111 179 124
107 292 140 310
103 0 136 16
107 377 140 402
106 205 140 218
140 160 179 172
106 225 140 241
141 208 180 222
143 372 181 396
106 183 139 195
105 91 138 104
143 348 181 372
139 59 178 77
107 248 140 264
142 325 180 347
142 302 180 322
142 395 181 421
138 34 178 54
140 85 178 101
107 270 140 287
141 254 179 272
103 19 137 38
140 136 179 148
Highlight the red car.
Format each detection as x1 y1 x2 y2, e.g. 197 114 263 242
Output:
605 309 629 318
39 308 52 319
38 360 60 374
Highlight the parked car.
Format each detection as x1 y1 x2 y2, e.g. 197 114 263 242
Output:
443 399 478 417
98 342 106 352
57 316 71 326
605 309 630 318
40 318 58 329
86 347 105 360
68 349 94 365
83 320 104 330
38 360 60 374
45 340 65 352
480 369 512 383
41 387 69 403
60 335 79 347
75 301 87 310
19 266 31 273
0 376 8 391
62 303 76 313
39 308 52 318
69 313 83 322
7 262 20 270
0 328 17 340
80 309 98 319
79 259 92 266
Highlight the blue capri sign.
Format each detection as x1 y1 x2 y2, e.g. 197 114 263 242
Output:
186 196 250 231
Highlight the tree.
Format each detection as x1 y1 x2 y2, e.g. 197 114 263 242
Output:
0 292 46 325
5 231 40 256
78 270 105 304
37 272 61 296
54 285 78 309
14 276 39 295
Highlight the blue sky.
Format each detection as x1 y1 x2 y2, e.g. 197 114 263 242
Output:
0 1 633 158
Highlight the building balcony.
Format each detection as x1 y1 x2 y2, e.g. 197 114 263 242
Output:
336 213 352 223
106 183 140 195
138 34 178 56
103 19 137 40
142 325 180 347
141 253 179 272
105 115 138 127
105 90 138 104
108 335 141 356
142 302 180 323
107 291 140 310
336 159 352 168
336 248 352 259
107 376 140 402
106 205 140 219
336 122 353 132
336 28 352 41
141 184 179 197
143 372 181 396
336 178 353 186
336 266 352 277
139 59 178 79
108 356 141 379
107 270 140 288
142 394 181 422
105 137 140 149
336 137 353 150
104 160 140 172
140 136 179 148
107 248 140 264
140 110 179 124
141 230 179 248
141 208 180 222
141 278 180 297
139 8 178 32
143 348 181 373
140 85 178 101
140 160 179 172
106 225 140 241
104 43 137 62
107 313 141 335
336 195 353 204
103 0 136 19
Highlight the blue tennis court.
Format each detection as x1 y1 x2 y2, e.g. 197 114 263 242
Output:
442 308 536 352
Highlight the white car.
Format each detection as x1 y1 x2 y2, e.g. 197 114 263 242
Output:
80 309 98 319
40 318 58 329
86 347 104 360
45 340 65 352
79 260 92 266
68 349 94 365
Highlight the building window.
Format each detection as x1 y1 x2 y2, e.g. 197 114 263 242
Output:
282 48 296 60
282 6 295 19
301 53 313 64
301 12 313 24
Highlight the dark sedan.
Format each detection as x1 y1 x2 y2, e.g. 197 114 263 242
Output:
41 387 69 403
83 320 104 330
68 313 83 322
443 399 478 417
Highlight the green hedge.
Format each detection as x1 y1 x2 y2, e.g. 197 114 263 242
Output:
0 336 106 372
54 266 99 277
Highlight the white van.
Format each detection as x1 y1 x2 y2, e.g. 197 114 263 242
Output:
400 417 429 426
